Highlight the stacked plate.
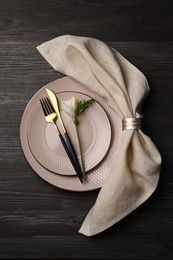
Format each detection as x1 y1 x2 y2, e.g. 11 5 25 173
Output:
20 77 122 191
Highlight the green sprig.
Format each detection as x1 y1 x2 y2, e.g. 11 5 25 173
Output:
73 98 94 180
74 99 94 125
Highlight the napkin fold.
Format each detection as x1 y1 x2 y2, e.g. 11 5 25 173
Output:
37 35 161 236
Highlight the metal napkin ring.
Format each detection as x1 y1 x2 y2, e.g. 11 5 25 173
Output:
122 117 143 130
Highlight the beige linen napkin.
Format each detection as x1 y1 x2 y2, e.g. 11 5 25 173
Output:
37 35 161 236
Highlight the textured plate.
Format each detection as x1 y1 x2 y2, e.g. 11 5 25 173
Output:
27 92 111 175
20 76 122 191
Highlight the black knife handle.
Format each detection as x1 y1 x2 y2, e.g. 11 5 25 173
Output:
64 132 83 179
58 133 83 183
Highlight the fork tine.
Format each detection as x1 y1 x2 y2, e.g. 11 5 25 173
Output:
43 97 52 115
40 97 55 116
46 97 55 113
40 98 47 116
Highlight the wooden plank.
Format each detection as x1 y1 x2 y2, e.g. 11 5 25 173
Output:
0 0 173 42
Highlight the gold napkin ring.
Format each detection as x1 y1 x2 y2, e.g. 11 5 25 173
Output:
122 117 143 130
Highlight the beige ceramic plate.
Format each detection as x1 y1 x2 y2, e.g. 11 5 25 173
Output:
20 77 122 191
27 91 111 175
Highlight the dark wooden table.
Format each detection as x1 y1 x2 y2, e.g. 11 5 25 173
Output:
0 1 173 259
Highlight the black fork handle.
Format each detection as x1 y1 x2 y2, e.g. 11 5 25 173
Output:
64 132 83 179
58 133 83 183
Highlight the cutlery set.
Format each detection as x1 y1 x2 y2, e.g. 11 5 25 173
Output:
40 89 83 183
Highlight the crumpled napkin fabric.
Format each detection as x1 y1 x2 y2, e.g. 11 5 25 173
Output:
37 35 161 236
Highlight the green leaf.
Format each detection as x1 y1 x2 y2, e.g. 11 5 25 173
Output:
75 99 94 117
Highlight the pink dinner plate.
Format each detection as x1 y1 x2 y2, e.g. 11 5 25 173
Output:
20 77 122 191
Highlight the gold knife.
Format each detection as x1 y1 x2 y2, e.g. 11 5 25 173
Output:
46 88 66 133
46 88 84 181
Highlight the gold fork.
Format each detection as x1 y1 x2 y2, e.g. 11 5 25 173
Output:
40 97 83 183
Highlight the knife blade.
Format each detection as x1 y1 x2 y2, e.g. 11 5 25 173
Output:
46 88 66 133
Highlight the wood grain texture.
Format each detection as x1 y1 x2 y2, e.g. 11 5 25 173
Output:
0 0 173 42
0 0 173 259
